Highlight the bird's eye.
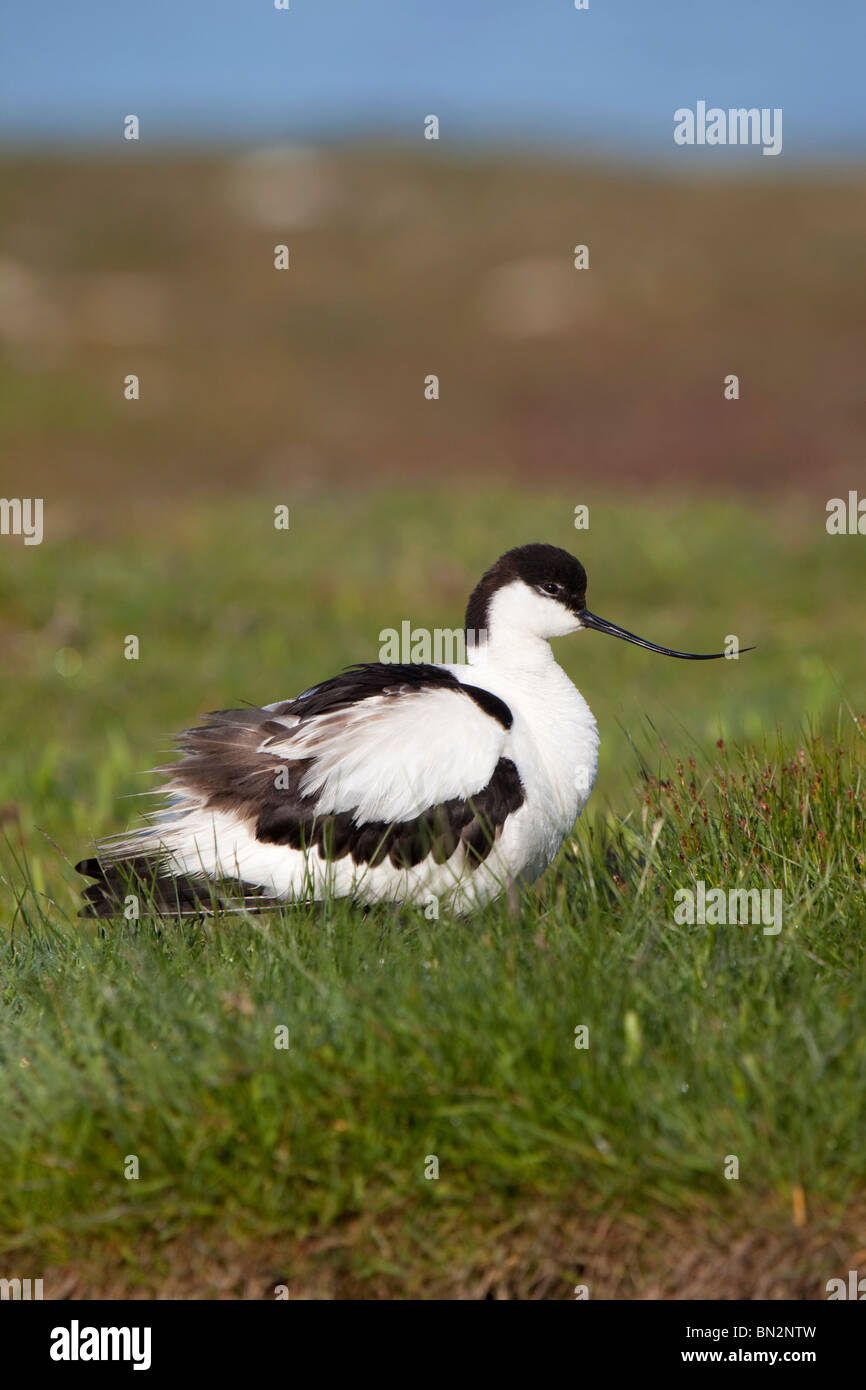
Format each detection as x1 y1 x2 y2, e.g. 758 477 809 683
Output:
541 582 561 596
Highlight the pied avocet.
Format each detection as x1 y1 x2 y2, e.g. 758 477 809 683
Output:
77 543 732 916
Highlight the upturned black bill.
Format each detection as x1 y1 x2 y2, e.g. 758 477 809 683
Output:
579 609 739 660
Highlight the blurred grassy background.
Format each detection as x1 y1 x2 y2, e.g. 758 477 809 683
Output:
1 149 865 516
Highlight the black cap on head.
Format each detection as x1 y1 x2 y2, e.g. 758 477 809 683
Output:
465 543 587 633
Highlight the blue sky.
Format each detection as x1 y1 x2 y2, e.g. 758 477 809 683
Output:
1 1 863 160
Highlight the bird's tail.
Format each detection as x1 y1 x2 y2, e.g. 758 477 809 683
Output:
74 854 280 919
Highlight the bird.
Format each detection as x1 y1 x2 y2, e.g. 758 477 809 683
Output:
76 543 735 918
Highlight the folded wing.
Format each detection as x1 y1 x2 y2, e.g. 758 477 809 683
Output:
115 663 524 875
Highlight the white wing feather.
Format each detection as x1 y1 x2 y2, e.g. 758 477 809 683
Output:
258 687 509 823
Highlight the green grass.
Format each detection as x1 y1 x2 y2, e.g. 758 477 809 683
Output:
1 488 865 1293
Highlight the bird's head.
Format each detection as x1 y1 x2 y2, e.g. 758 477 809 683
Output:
464 543 741 659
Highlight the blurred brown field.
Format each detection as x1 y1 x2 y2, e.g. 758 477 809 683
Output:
1 146 865 526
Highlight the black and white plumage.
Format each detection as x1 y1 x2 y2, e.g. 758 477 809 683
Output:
77 543 729 916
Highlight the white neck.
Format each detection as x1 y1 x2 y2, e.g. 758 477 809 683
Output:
466 580 581 674
469 628 560 675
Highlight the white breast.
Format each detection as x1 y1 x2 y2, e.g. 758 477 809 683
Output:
447 657 599 886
